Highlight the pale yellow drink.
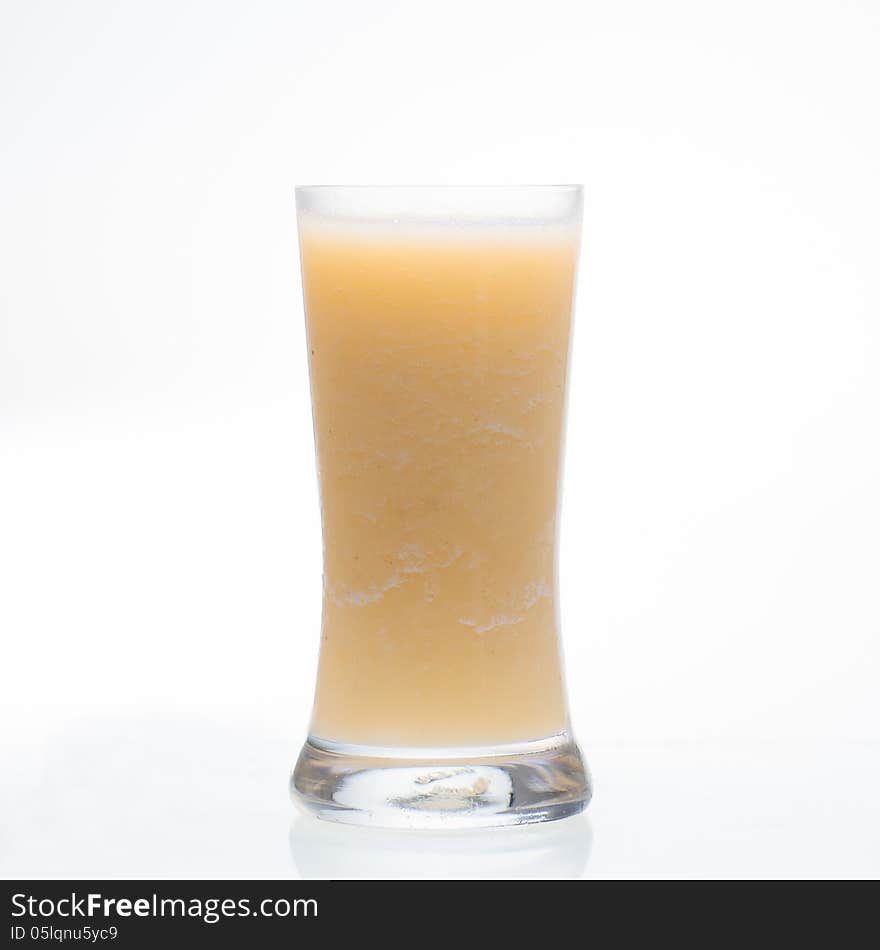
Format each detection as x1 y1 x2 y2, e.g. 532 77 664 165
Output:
300 216 579 749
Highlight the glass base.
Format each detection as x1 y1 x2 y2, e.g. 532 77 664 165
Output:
291 733 591 829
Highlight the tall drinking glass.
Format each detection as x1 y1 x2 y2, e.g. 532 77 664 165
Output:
291 186 590 828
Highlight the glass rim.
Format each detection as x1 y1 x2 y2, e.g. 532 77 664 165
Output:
295 185 583 227
295 184 583 191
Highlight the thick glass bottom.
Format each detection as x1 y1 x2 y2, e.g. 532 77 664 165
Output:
291 733 591 829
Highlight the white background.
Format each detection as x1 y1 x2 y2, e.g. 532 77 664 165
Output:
1 0 878 879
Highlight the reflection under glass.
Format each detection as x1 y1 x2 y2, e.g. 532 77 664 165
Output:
289 812 592 880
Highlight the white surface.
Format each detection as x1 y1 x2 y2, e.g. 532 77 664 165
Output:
1 709 877 879
1 0 879 879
